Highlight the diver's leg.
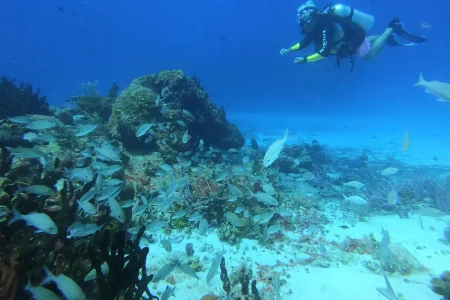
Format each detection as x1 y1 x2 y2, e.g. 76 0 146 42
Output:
367 35 380 44
363 28 393 61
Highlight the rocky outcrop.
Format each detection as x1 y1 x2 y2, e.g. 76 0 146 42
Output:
108 70 244 154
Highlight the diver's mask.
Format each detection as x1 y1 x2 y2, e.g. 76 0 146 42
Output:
297 6 319 34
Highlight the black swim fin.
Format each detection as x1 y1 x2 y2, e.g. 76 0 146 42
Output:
388 18 427 44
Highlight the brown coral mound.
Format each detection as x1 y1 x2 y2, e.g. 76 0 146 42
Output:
200 294 220 300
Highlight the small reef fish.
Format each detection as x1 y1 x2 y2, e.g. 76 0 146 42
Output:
250 192 279 206
160 236 172 252
182 129 189 143
8 208 58 234
263 224 283 240
215 170 229 182
75 124 97 137
207 247 226 284
19 185 55 196
182 109 194 118
263 129 289 167
402 131 410 151
344 180 365 189
25 120 56 130
96 145 121 163
153 262 177 282
171 210 187 220
177 263 199 279
414 73 450 103
343 195 368 205
41 266 86 300
76 200 97 215
224 212 247 227
160 285 176 300
11 147 45 159
375 275 398 300
160 163 173 171
380 167 398 176
25 278 60 300
67 222 102 238
136 123 153 137
228 184 243 197
84 262 110 282
387 189 398 205
65 167 94 183
108 197 126 223
133 204 147 216
188 211 202 222
9 115 32 124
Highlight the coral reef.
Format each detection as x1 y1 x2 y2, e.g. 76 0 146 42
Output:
430 271 450 299
0 77 50 119
109 70 244 153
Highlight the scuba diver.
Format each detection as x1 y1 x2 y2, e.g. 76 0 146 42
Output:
280 1 427 72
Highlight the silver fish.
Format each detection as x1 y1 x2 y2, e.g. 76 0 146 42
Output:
25 279 59 300
19 185 54 196
224 212 247 227
75 124 97 137
263 129 289 167
133 204 147 216
79 188 96 203
66 168 94 183
9 115 32 124
12 147 45 159
160 237 172 252
160 163 173 171
136 123 153 137
160 285 176 300
171 210 187 220
152 262 177 282
77 200 97 215
177 263 199 279
41 266 86 300
25 120 56 130
108 197 126 223
250 192 279 206
182 130 189 143
8 208 58 234
67 222 102 238
84 262 109 282
206 248 226 283
182 109 194 118
215 170 229 182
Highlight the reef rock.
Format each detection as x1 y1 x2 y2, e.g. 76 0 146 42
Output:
108 70 244 153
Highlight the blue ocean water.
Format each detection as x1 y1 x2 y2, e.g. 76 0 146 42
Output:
1 1 450 299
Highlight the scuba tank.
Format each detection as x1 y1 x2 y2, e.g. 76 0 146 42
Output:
329 4 374 32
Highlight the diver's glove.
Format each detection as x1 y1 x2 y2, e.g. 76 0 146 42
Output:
280 48 291 56
294 57 307 64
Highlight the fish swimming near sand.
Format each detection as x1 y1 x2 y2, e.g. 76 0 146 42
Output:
375 275 398 300
414 73 450 103
263 129 289 167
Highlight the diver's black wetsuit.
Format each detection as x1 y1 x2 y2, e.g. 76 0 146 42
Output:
292 14 366 64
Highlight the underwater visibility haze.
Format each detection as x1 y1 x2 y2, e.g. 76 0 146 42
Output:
0 0 450 299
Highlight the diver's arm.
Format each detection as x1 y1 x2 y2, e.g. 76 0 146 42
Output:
280 34 312 55
298 29 332 63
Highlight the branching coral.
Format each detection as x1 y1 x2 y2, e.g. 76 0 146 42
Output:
88 226 157 300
